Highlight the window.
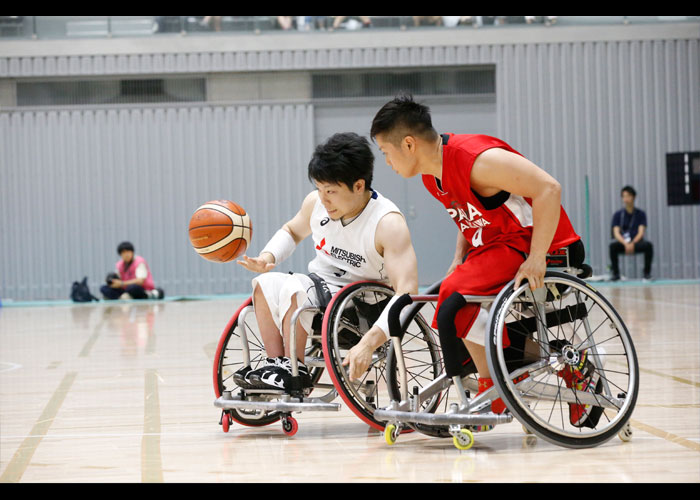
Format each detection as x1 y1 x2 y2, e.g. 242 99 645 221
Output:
312 67 495 100
16 78 206 106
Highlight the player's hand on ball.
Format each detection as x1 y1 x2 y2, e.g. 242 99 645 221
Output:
237 254 276 274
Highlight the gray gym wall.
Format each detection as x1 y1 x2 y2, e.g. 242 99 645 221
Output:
1 21 698 300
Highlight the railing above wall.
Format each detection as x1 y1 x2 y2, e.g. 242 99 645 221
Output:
1 16 698 40
2 20 698 81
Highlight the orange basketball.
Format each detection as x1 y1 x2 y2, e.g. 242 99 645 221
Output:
189 200 252 263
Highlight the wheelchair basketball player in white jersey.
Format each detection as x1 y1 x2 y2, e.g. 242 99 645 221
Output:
235 132 419 392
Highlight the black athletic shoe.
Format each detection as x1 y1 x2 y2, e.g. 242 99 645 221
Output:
248 357 312 391
146 288 165 299
243 357 283 387
232 365 254 389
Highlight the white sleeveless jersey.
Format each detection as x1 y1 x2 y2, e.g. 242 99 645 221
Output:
307 190 402 288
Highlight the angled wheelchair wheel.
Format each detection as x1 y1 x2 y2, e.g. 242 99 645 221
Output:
214 299 325 428
213 298 281 427
486 271 639 449
322 281 443 431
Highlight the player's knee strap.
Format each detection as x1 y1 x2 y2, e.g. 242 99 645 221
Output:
436 292 467 334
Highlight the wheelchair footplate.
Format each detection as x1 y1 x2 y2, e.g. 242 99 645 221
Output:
374 377 514 450
214 384 341 436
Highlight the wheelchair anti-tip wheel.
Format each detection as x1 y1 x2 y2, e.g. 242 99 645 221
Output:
384 423 400 445
486 271 639 449
281 415 299 436
452 428 475 451
213 297 324 430
322 281 444 431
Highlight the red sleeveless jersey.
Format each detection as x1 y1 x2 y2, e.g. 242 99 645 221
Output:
422 133 580 255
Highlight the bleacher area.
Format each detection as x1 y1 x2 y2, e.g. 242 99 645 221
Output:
0 16 25 36
2 16 698 40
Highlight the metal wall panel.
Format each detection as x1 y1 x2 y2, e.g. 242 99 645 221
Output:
0 103 316 300
2 34 698 302
495 39 699 279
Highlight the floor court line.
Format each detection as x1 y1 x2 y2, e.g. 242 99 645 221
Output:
637 366 700 388
78 319 106 358
1 284 697 482
0 372 78 483
142 368 163 483
610 359 700 388
629 419 700 452
608 294 700 311
1 432 215 440
0 362 22 373
0 419 695 450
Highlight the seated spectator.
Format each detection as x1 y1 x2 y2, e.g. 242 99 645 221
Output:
525 16 558 25
151 16 185 34
200 16 222 31
151 16 162 33
413 16 442 27
332 16 372 30
609 186 654 281
441 16 474 27
294 16 330 31
275 16 294 30
311 16 331 30
101 242 164 300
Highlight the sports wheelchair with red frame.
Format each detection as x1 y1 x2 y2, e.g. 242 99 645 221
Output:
213 280 445 436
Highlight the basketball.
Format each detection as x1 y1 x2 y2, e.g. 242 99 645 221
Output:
189 200 252 263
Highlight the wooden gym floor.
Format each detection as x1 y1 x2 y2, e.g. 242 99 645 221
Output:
1 281 698 483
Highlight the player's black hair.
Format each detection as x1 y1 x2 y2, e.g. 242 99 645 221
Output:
621 185 636 198
370 92 439 145
308 132 374 191
117 241 134 255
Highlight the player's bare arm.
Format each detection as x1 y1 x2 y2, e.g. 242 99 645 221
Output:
470 147 562 290
237 191 315 274
343 212 419 380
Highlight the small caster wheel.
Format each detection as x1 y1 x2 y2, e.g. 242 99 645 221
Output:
452 428 474 451
384 424 399 446
618 422 633 442
522 424 533 435
221 412 231 433
282 416 298 436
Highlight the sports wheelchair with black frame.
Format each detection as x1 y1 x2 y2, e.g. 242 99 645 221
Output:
374 247 639 450
213 279 446 436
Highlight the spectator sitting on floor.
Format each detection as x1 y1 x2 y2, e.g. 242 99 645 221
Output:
101 241 164 300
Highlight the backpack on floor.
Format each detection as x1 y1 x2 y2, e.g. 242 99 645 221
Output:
70 277 99 303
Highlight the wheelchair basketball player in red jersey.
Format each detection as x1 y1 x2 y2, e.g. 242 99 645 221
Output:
357 93 601 429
